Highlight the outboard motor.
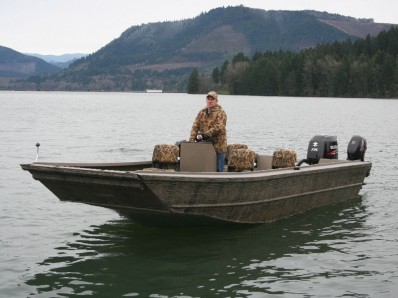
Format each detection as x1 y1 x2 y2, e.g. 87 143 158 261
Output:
295 135 339 168
306 135 338 165
347 135 367 161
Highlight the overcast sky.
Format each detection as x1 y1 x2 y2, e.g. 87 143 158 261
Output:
1 0 397 55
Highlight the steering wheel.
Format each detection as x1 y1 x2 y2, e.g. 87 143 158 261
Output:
195 133 214 143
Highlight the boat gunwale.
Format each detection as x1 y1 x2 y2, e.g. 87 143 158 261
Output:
20 163 141 179
21 160 371 183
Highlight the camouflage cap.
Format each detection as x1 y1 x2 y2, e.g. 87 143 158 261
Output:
207 91 218 100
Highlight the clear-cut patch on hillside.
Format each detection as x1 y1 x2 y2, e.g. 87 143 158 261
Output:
182 25 250 55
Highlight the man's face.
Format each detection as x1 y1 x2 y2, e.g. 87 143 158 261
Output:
206 96 217 108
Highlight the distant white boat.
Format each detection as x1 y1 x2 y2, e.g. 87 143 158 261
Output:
146 89 163 93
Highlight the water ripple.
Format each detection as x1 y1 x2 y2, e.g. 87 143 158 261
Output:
1 92 398 297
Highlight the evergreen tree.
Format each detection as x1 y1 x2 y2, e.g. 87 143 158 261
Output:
187 69 200 94
212 67 220 84
220 60 229 84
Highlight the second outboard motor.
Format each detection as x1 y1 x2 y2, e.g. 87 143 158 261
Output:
347 135 367 161
306 135 338 165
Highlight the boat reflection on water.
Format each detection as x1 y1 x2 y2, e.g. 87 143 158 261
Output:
25 197 371 297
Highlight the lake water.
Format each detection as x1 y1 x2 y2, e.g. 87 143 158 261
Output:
1 91 397 297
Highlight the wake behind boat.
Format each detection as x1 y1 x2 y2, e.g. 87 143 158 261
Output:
21 135 371 225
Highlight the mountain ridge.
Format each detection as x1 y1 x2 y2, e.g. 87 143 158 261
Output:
0 46 60 77
26 53 87 69
3 6 396 91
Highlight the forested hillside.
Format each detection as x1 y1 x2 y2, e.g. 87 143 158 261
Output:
189 27 398 98
7 6 393 92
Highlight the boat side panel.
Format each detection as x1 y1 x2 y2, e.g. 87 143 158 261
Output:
171 184 363 223
140 162 371 223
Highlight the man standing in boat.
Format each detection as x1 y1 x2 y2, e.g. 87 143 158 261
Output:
190 91 227 172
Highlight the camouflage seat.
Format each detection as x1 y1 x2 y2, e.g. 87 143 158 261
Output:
226 144 248 162
152 144 179 169
227 148 256 172
272 149 297 169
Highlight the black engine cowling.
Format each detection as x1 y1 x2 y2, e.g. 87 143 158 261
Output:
295 135 367 169
347 135 367 161
306 135 338 165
